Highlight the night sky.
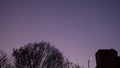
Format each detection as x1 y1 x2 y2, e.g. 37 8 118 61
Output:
0 0 120 68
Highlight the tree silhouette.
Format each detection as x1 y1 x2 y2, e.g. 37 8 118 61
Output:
12 41 64 68
12 41 81 68
4 63 15 68
63 59 81 68
0 50 8 68
42 45 64 68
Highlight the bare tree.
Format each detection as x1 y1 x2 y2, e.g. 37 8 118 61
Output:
0 50 8 68
4 63 16 68
12 41 81 68
0 50 15 68
42 45 64 68
12 41 64 68
63 58 81 68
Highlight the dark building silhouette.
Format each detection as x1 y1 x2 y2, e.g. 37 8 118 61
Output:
95 49 120 68
118 57 120 68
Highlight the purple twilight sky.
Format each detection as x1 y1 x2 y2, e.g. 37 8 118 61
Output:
0 0 120 68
